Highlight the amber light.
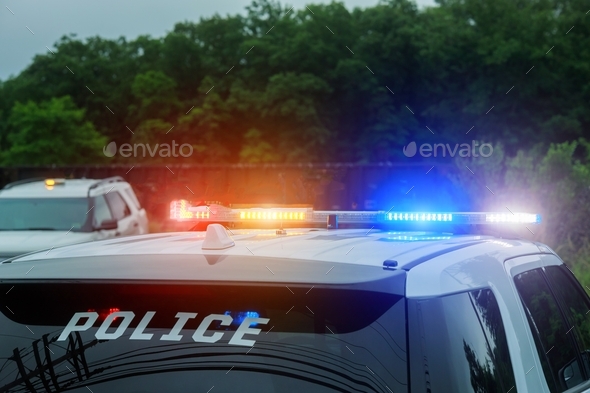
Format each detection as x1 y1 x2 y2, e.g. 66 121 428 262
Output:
239 210 305 220
44 178 65 187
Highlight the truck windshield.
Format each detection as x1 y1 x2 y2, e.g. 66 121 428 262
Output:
0 198 91 231
0 282 407 393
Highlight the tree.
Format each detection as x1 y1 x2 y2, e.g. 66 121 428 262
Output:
130 70 180 122
172 77 233 163
1 96 106 165
0 0 588 163
260 72 333 161
239 128 280 163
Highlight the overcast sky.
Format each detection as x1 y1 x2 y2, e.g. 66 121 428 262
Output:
0 0 437 81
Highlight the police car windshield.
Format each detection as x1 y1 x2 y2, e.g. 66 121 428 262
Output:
0 198 90 231
0 282 407 393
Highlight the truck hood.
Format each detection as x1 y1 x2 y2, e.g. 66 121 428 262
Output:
0 231 97 261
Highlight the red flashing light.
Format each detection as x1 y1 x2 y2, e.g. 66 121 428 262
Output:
88 307 121 321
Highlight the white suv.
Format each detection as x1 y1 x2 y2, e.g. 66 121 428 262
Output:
0 176 148 260
0 206 588 393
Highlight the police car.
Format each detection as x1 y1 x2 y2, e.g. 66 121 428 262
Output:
0 202 589 393
0 176 149 261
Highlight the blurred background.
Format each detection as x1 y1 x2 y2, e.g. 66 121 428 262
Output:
1 0 590 281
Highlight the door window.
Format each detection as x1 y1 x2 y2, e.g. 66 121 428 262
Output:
92 195 113 227
105 192 131 220
544 266 590 350
515 268 589 391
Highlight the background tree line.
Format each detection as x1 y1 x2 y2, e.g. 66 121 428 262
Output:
0 0 588 164
2 0 590 280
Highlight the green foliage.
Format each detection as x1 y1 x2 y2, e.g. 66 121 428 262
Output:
451 139 590 288
570 244 590 295
1 0 588 163
239 129 280 163
130 70 180 121
517 141 590 250
449 141 505 210
132 119 175 147
1 96 106 165
260 72 332 161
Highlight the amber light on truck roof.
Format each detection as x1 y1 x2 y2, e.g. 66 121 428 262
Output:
44 178 66 189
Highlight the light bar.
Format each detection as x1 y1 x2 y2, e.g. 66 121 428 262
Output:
169 200 541 226
486 213 541 224
385 212 453 222
238 209 307 221
381 234 453 241
169 200 211 220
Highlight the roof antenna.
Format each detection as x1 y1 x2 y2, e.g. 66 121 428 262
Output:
202 224 235 250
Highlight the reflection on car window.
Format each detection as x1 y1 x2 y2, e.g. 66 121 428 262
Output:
515 269 586 392
408 289 517 392
545 266 590 348
0 283 408 393
105 192 131 220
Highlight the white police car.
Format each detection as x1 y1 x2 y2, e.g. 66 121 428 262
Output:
0 177 148 261
0 204 589 393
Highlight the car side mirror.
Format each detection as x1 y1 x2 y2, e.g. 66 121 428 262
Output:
95 218 118 231
559 357 583 390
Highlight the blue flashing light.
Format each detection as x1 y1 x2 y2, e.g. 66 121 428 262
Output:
384 211 541 225
225 311 260 326
385 212 453 222
380 234 453 241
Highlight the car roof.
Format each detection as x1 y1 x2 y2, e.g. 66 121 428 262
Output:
0 228 547 286
0 179 125 198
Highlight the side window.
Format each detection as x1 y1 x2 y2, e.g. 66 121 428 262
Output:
105 192 131 220
124 187 141 209
92 195 113 226
545 266 590 347
545 266 590 381
515 269 587 392
409 289 517 392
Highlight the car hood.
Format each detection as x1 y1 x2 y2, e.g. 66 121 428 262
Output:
0 231 97 261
